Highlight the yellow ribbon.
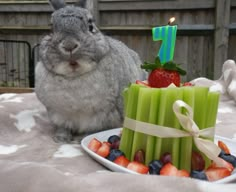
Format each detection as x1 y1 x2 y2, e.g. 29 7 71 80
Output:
123 100 224 166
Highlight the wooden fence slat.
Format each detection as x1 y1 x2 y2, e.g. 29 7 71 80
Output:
0 1 215 12
214 0 231 79
99 24 215 36
0 24 218 36
0 87 34 94
99 0 215 11
0 3 51 12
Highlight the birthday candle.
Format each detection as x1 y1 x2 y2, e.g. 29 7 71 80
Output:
152 17 177 64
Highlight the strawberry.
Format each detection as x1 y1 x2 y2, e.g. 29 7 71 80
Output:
141 57 186 88
183 82 193 86
205 167 231 181
135 80 150 87
177 170 190 177
218 140 231 154
207 157 234 172
114 156 130 168
160 163 178 176
127 161 149 174
96 142 111 158
160 163 189 177
148 68 180 88
102 141 111 147
87 138 102 153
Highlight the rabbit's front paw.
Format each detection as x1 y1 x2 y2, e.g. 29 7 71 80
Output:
53 126 73 143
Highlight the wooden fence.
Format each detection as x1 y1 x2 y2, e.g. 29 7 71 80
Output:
0 0 235 86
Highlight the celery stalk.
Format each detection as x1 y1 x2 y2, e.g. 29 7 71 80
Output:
119 84 141 160
145 89 161 165
179 87 195 171
192 86 209 152
204 91 220 167
153 88 168 160
131 88 152 161
154 87 182 167
122 87 129 114
205 91 220 129
193 86 211 168
171 88 183 167
193 87 209 129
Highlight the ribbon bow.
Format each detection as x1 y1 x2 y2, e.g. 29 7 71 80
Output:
173 100 223 166
123 100 223 166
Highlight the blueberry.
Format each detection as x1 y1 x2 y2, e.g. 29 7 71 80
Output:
148 160 163 175
190 170 208 181
218 149 227 156
107 135 121 149
219 152 236 167
106 149 124 161
108 135 120 144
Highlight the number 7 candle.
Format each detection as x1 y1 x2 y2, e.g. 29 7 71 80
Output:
152 17 177 64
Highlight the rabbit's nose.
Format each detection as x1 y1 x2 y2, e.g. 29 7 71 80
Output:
59 40 80 54
64 44 78 52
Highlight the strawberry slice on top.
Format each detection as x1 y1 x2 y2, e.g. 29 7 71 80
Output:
141 57 186 88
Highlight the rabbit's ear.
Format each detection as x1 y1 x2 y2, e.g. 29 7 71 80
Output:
75 0 87 8
49 0 66 10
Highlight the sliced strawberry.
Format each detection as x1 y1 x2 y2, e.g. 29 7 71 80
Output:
160 163 189 177
205 167 231 181
177 170 190 177
208 157 234 172
136 80 150 87
96 142 111 158
218 140 231 154
127 161 149 174
183 82 193 86
87 138 102 153
102 141 111 147
114 156 130 168
207 162 216 169
160 163 178 176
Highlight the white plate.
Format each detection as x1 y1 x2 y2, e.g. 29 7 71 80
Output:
81 128 236 183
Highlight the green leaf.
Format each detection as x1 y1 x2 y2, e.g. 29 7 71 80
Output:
162 61 187 76
141 62 158 72
141 56 186 75
176 67 187 76
154 57 162 67
163 61 177 71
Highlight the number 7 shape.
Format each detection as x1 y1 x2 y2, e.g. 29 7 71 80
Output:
152 25 177 64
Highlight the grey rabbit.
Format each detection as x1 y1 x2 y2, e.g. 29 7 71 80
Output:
35 0 145 143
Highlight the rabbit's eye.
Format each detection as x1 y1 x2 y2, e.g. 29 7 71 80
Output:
89 24 94 33
88 18 96 33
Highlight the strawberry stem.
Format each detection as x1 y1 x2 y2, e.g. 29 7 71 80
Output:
141 57 186 76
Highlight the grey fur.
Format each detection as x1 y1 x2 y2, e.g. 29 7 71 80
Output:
35 0 145 143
